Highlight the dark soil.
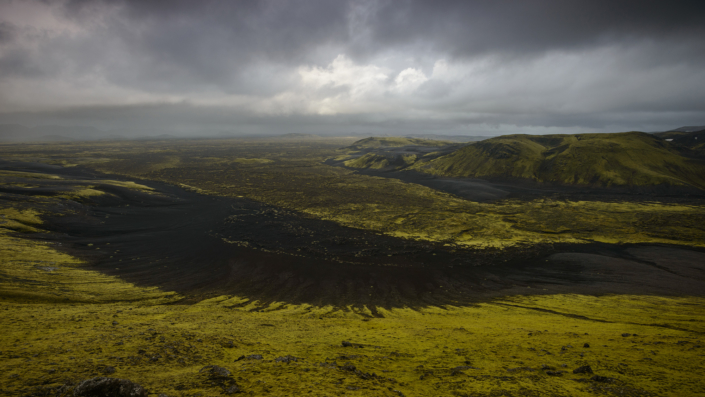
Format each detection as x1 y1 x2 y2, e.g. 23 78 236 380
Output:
2 160 705 309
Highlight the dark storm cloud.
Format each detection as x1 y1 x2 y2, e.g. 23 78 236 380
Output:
61 0 705 67
363 1 705 58
51 0 352 93
0 0 704 135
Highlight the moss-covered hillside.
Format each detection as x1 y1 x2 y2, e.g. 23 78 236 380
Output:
337 137 459 172
410 132 705 189
345 137 454 151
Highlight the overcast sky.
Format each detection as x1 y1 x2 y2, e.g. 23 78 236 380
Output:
0 0 704 136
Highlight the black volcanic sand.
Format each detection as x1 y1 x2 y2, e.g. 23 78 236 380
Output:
2 160 705 309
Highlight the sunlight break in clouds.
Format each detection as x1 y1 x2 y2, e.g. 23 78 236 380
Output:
295 55 428 115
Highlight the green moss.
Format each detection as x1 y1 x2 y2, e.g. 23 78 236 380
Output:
3 138 705 249
413 132 705 189
0 139 704 396
343 153 391 169
344 137 454 151
2 258 704 397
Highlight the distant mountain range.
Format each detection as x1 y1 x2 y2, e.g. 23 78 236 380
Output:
664 126 705 133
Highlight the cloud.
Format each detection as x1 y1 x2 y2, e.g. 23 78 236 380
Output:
0 0 704 135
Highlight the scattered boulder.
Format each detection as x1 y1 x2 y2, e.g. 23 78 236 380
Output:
200 365 231 378
341 363 356 372
234 354 263 361
573 365 593 374
545 370 564 376
341 341 365 348
275 355 299 364
591 375 614 383
102 366 116 374
73 377 147 397
622 333 631 337
199 365 240 393
507 367 535 372
583 343 590 348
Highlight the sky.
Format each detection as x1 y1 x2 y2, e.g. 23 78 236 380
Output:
0 0 704 137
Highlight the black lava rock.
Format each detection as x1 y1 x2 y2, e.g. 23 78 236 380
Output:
573 365 593 374
73 377 147 397
583 343 590 348
103 366 116 374
199 365 231 378
275 355 299 364
341 362 356 371
622 333 631 337
342 341 353 347
591 375 613 383
234 354 263 361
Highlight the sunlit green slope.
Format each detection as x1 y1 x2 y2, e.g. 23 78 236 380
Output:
334 137 457 171
411 131 705 189
345 137 454 150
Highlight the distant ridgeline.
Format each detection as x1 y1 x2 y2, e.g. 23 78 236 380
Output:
335 130 705 190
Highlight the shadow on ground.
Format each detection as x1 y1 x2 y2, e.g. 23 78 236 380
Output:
2 160 704 310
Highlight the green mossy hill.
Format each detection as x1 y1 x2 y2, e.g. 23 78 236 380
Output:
340 137 458 171
343 152 419 170
345 137 454 151
412 131 705 189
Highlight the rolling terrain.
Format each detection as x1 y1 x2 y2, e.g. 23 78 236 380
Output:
1 136 704 397
337 132 705 191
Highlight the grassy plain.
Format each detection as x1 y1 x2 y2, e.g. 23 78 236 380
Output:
1 215 704 397
1 137 705 396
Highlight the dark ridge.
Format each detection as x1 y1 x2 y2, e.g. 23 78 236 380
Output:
2 160 705 309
